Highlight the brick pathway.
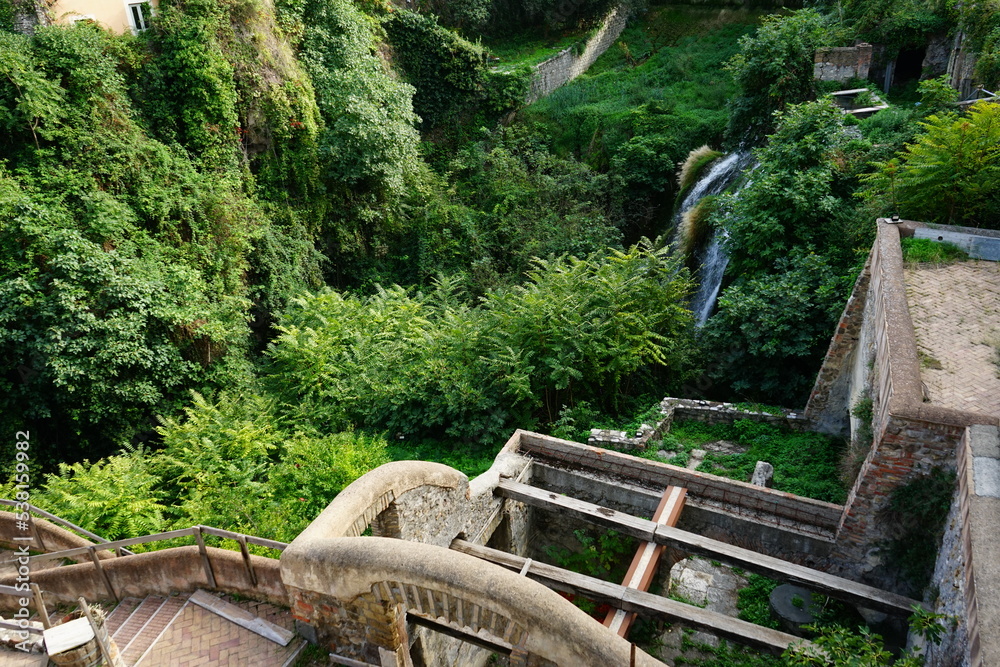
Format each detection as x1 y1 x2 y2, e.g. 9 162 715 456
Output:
904 260 1000 418
135 599 304 666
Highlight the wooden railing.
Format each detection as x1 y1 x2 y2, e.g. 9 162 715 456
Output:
5 524 287 603
0 498 135 555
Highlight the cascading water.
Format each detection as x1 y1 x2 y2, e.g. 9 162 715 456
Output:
677 151 754 326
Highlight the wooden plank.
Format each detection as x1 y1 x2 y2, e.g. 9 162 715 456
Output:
496 480 924 616
189 589 295 646
0 619 43 634
604 485 686 637
28 528 195 563
43 616 94 655
451 539 805 654
0 584 23 596
516 432 843 527
236 534 257 588
498 481 657 542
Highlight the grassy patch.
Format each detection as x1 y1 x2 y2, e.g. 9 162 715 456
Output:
736 574 780 628
901 237 969 264
482 25 593 68
386 438 499 477
520 8 763 166
647 420 847 503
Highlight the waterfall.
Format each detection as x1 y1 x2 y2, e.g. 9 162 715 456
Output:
677 150 754 326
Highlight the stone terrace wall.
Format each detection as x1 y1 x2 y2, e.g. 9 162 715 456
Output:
525 6 627 103
829 220 999 582
589 397 811 450
806 258 873 438
813 44 873 82
0 545 287 611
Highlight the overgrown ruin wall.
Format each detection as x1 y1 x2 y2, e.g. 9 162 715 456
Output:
814 43 873 81
806 220 999 585
526 6 628 103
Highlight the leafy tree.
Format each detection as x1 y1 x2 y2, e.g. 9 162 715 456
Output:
862 101 1000 226
701 250 852 405
267 243 694 441
267 430 390 539
840 0 950 56
482 242 695 420
28 452 167 540
725 10 833 143
720 101 852 276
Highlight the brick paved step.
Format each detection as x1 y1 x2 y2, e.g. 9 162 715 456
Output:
104 597 142 637
119 595 187 666
110 595 166 647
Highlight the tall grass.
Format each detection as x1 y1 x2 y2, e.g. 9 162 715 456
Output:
677 145 723 191
520 8 764 164
677 195 717 260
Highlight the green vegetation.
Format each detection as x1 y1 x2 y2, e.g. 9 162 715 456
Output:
881 468 957 592
863 102 1000 227
900 237 969 263
736 574 780 629
1 0 994 595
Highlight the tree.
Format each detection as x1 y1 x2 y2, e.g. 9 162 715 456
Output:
719 101 850 276
701 250 852 405
28 452 166 540
862 101 1000 227
725 10 834 143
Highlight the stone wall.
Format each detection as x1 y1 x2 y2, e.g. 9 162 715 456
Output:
823 220 999 583
806 259 873 438
814 44 873 82
525 6 628 103
588 397 811 450
948 32 980 100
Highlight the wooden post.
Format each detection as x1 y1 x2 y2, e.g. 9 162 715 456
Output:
28 516 45 552
88 547 118 602
30 583 50 629
194 526 218 589
237 534 257 588
79 597 126 667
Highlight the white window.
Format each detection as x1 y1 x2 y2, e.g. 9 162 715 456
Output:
126 1 152 33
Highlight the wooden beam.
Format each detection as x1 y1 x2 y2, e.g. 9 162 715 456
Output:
604 485 686 637
451 539 806 655
88 546 118 602
496 480 924 616
189 589 294 645
407 612 514 655
193 527 218 589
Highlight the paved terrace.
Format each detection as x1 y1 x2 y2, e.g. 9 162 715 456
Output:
904 259 1000 419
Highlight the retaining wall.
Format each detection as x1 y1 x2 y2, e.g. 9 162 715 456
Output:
821 220 999 582
525 6 628 103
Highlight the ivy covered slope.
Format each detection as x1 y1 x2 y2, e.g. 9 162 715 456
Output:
0 0 425 462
